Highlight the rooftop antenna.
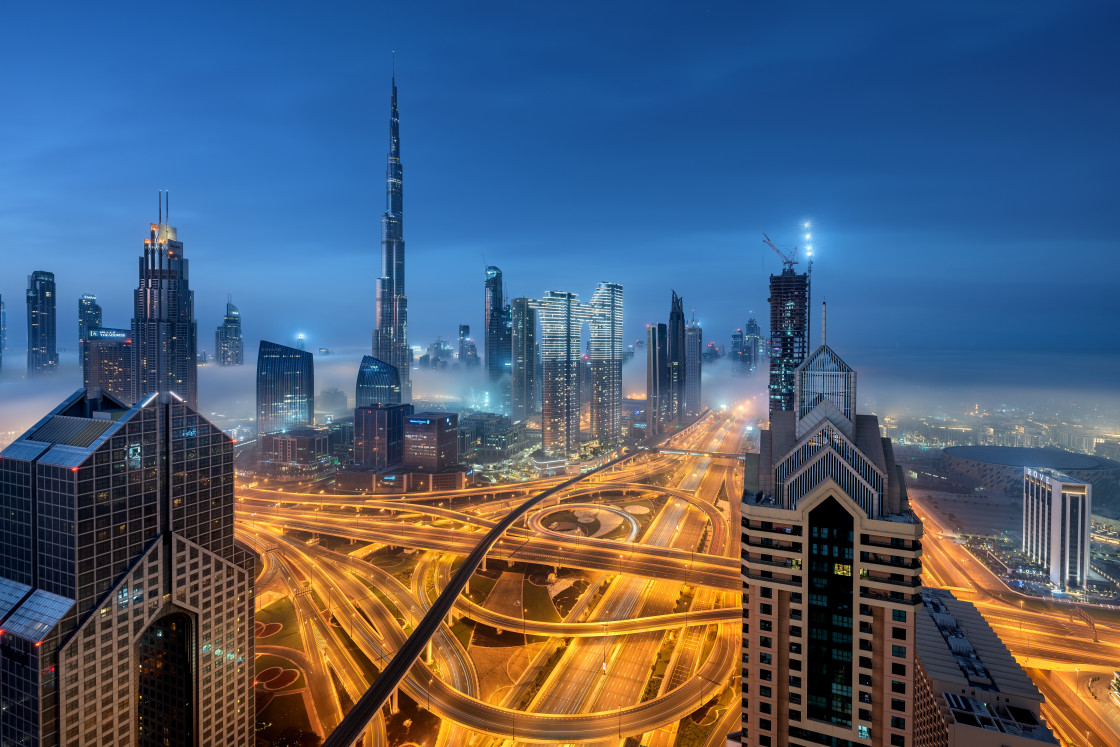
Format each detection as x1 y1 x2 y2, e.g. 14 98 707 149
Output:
392 50 395 81
822 301 827 346
165 190 169 224
158 189 162 224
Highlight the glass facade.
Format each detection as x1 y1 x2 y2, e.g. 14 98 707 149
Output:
215 296 244 366
256 340 314 436
26 270 58 377
531 291 590 460
355 355 402 407
510 298 540 422
807 498 855 727
588 282 623 448
78 293 102 367
768 268 809 417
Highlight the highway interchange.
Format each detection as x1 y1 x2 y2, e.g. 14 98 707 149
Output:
239 408 750 745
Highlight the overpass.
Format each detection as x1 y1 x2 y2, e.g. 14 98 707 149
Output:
656 447 745 460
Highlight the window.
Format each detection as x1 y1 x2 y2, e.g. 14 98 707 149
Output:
859 692 872 704
759 653 772 665
760 718 772 731
891 698 906 712
859 711 871 723
859 725 871 739
760 637 772 648
789 709 802 722
891 736 906 747
760 620 773 632
760 669 772 681
760 603 772 615
891 717 906 730
760 702 771 714
834 563 852 576
859 673 872 687
892 645 906 658
789 676 801 688
761 587 773 598
790 626 801 638
760 686 772 698
892 680 906 694
892 609 907 622
892 662 906 676
790 692 802 705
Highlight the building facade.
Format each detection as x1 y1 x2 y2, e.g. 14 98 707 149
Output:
745 317 764 372
355 355 402 407
531 291 589 460
510 297 540 423
404 412 459 471
0 389 254 746
1 295 6 372
668 291 686 420
768 267 809 417
372 72 412 402
742 334 922 747
684 318 702 419
256 340 314 436
83 326 133 403
354 403 413 469
484 266 512 381
77 293 102 366
646 322 670 436
131 208 198 408
1022 468 1091 589
588 282 624 449
27 270 59 377
215 295 244 366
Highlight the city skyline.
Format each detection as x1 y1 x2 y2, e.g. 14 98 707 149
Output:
0 3 1116 388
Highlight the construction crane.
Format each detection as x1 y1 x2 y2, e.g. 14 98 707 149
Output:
762 232 798 270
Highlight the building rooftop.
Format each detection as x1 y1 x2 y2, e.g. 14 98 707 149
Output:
944 445 1119 472
917 589 1056 743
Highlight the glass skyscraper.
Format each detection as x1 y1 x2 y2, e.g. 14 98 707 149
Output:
510 297 540 423
83 326 133 403
531 291 590 460
77 293 102 366
256 340 314 435
131 203 198 408
484 266 512 382
588 282 624 448
372 71 412 401
355 354 402 407
0 389 255 745
215 295 244 366
26 270 58 377
684 318 702 419
768 266 809 417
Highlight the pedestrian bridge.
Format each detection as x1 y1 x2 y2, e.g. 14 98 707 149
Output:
656 448 745 460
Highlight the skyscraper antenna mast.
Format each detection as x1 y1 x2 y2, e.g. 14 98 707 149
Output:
158 190 162 224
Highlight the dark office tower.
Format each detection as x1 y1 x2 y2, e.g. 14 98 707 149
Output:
354 403 413 468
0 389 255 746
484 266 512 381
77 293 102 365
730 328 747 374
355 355 402 407
531 291 589 460
0 296 5 372
256 340 314 436
741 322 921 747
131 202 198 408
457 324 471 366
646 323 669 435
588 282 624 448
745 317 764 371
215 295 244 366
768 265 809 418
404 412 459 470
372 71 412 402
26 270 59 377
667 291 686 421
684 319 702 419
83 327 133 402
510 297 540 422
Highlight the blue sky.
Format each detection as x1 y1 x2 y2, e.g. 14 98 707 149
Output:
1 1 1117 393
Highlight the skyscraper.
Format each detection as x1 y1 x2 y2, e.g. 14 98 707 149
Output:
355 355 402 407
131 196 198 408
484 266 512 382
646 322 669 435
256 340 314 436
26 270 59 376
745 317 764 372
1022 468 1090 589
0 388 255 745
768 265 809 417
354 403 413 469
83 326 133 402
531 291 590 460
588 282 624 448
215 295 244 366
372 70 412 402
78 293 102 365
510 297 540 422
458 324 480 367
684 317 702 419
0 295 6 372
741 317 922 747
667 291 686 420
403 412 459 470
730 328 747 374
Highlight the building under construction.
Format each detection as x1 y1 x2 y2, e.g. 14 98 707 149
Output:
767 265 809 417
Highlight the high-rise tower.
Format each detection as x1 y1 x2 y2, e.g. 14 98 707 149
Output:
0 295 6 372
78 293 102 366
684 316 702 419
27 270 59 376
0 389 255 745
215 295 244 366
372 70 412 401
768 266 809 418
741 311 922 747
256 340 314 436
484 266 512 381
532 291 590 460
668 291 686 420
588 282 624 448
131 194 198 407
510 297 540 422
356 355 402 407
646 322 669 435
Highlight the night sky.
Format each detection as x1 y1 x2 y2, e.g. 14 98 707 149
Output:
1 2 1117 405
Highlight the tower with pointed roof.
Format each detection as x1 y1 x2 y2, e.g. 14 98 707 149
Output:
372 66 412 401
